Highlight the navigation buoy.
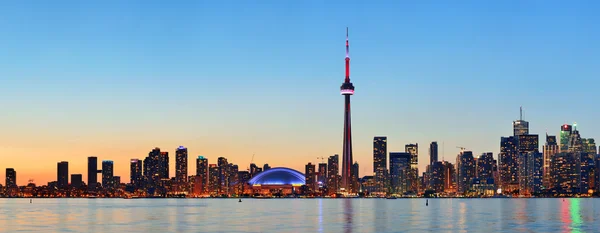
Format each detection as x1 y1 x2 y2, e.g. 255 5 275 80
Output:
30 199 32 203
239 198 242 202
426 199 428 206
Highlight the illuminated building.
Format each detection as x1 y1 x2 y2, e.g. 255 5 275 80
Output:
499 136 519 193
130 159 143 189
513 107 529 136
359 176 376 194
580 155 593 193
250 163 262 177
317 163 327 188
583 138 597 157
476 153 496 181
5 168 16 188
229 164 239 194
160 151 169 179
596 155 600 193
568 125 583 153
217 157 229 194
551 152 581 194
518 134 539 155
305 162 316 191
373 136 387 193
237 171 251 194
175 146 188 183
248 167 305 195
114 176 121 188
71 174 82 189
456 151 475 194
560 124 572 153
389 152 410 194
208 164 219 195
263 164 271 171
428 161 445 193
144 148 162 186
429 142 438 165
196 156 208 194
87 156 98 190
102 160 114 189
543 134 559 188
443 161 456 193
351 162 359 192
57 161 69 190
518 151 543 195
340 28 355 193
327 154 339 195
406 143 419 193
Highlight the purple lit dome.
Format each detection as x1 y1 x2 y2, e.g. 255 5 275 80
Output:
248 167 305 186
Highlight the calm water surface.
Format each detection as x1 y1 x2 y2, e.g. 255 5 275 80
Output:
1 198 599 232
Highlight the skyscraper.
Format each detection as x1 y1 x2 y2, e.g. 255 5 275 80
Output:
429 142 438 165
551 152 581 194
130 159 143 188
543 134 559 188
519 151 543 195
318 163 327 187
218 157 229 194
57 161 69 189
102 160 114 189
476 153 496 181
160 151 169 179
263 164 271 171
560 124 572 152
71 174 82 189
513 107 529 136
499 136 519 192
456 151 475 194
5 168 16 188
208 164 219 195
250 163 262 177
196 156 208 194
340 28 355 192
327 154 339 195
389 152 411 194
87 156 98 190
305 162 316 191
175 146 188 183
351 162 359 192
144 148 162 186
373 136 387 193
406 143 419 193
428 161 445 193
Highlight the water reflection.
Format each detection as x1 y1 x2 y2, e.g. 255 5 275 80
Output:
343 199 353 233
318 199 323 233
569 199 582 233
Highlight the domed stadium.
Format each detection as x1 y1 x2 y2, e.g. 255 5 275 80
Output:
248 167 305 186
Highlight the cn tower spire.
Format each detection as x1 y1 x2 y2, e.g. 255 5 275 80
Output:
345 27 350 82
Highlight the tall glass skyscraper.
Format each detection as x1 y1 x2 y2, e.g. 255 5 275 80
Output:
373 137 387 193
87 156 98 190
102 160 114 189
389 152 410 194
176 146 188 183
57 161 69 189
406 143 419 193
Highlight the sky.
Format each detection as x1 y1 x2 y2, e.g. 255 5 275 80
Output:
1 1 599 185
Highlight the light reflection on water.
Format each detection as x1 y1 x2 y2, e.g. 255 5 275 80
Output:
0 198 599 232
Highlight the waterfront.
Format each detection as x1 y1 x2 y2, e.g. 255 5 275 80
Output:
1 198 599 232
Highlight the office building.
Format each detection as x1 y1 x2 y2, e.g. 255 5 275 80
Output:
175 146 188 183
456 151 475 194
373 137 387 193
5 168 16 188
389 152 411 194
351 162 359 192
476 152 496 181
196 156 208 194
57 161 69 189
560 124 572 153
513 107 529 136
71 174 83 189
208 164 219 195
327 154 339 195
443 161 456 193
429 142 438 165
551 152 581 194
130 159 143 188
499 136 519 192
217 157 229 194
305 162 316 191
102 160 114 189
543 134 559 188
519 151 543 195
428 161 445 193
317 163 327 187
87 156 98 190
406 143 419 193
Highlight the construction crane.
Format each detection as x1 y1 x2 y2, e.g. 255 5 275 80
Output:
317 156 326 163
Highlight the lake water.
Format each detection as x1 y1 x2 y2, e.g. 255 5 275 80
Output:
1 198 599 232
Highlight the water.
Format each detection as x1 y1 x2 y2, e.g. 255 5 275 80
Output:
1 198 599 232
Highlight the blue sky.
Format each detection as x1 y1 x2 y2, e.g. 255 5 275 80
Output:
1 1 599 184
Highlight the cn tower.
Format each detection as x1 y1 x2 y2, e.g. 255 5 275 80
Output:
340 27 355 192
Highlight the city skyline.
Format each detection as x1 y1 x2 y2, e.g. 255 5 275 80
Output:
2 1 600 185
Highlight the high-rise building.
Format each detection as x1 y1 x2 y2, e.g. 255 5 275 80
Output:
595 155 600 193
583 138 597 157
443 161 456 193
406 143 419 193
130 159 143 188
250 163 262 177
317 163 327 187
218 157 229 194
102 160 114 189
114 176 121 188
87 156 98 190
305 162 316 191
175 146 188 183
543 134 559 188
196 156 208 194
327 154 339 194
580 154 593 193
389 152 411 194
71 174 82 189
560 124 572 153
5 168 16 188
518 151 543 195
476 153 496 181
551 152 581 194
160 151 169 179
456 151 475 194
229 164 239 194
513 107 529 136
237 171 251 195
429 142 438 165
373 136 387 193
340 28 355 192
518 134 539 155
568 125 583 153
57 161 69 189
351 162 359 192
428 161 445 193
499 136 519 192
208 164 219 195
263 164 271 171
144 148 162 186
